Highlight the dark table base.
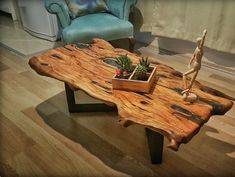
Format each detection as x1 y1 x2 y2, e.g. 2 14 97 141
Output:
65 83 164 164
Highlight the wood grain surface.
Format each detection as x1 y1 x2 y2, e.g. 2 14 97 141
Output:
29 39 233 151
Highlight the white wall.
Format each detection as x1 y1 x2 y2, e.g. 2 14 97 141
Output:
134 32 235 74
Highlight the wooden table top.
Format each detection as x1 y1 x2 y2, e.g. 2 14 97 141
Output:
29 39 233 151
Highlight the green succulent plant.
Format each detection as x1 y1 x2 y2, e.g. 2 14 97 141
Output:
135 56 151 80
136 64 148 73
115 54 133 72
139 57 150 71
136 65 148 80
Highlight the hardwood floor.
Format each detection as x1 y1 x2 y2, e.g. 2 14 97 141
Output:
0 45 235 177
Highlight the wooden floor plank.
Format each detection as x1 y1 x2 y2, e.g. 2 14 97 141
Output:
0 112 36 162
7 152 46 177
22 107 131 177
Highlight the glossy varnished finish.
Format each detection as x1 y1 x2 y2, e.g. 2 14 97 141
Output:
28 39 233 151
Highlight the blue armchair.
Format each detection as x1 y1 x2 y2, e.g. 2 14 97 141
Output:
45 0 137 46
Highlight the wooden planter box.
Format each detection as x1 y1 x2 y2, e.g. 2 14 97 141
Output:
112 66 157 93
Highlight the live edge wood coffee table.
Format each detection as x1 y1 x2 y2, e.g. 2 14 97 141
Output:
29 39 233 164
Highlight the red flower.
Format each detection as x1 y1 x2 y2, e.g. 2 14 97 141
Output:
123 70 128 76
116 68 121 76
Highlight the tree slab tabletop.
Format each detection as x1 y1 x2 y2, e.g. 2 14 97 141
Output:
29 39 233 151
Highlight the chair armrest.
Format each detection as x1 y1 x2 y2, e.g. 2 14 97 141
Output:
45 0 71 28
106 0 137 21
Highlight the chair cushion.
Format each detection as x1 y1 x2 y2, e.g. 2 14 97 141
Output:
65 0 109 19
62 13 133 44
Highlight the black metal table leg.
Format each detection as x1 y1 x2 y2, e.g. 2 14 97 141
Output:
64 83 117 113
65 83 163 164
145 128 164 164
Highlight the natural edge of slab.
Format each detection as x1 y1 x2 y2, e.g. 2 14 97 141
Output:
28 38 234 152
119 117 184 151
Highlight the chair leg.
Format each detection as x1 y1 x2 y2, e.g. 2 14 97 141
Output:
128 37 136 52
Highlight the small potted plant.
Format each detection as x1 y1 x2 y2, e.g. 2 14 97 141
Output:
136 57 150 81
112 55 157 93
115 54 133 79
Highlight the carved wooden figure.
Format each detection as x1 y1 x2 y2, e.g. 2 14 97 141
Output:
182 29 207 102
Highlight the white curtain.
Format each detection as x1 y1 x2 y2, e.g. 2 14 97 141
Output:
133 0 235 54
